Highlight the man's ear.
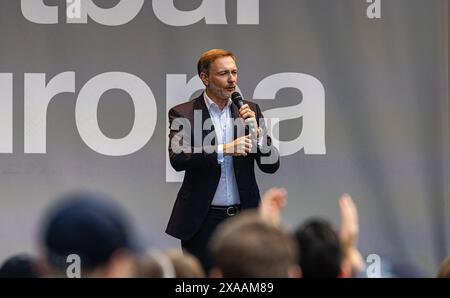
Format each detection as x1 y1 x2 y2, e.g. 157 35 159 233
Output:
209 267 223 278
200 72 209 87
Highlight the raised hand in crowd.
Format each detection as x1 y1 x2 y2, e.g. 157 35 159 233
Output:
258 187 287 226
339 194 364 276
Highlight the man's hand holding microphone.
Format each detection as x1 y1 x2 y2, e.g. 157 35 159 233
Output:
223 92 260 156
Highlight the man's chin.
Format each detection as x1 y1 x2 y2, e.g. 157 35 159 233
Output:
224 90 234 98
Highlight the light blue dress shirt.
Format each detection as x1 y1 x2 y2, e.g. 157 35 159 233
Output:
203 92 241 206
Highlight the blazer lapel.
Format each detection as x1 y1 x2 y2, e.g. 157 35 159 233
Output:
194 93 217 146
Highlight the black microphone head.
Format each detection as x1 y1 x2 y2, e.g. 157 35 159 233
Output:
231 92 244 108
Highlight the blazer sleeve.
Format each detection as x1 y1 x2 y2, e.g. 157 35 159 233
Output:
168 107 219 172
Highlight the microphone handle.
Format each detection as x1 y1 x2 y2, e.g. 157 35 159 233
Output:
234 97 257 148
237 99 257 136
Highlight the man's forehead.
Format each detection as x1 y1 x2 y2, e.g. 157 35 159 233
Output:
211 57 237 70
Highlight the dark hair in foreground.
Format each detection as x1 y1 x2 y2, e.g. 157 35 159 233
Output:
0 254 38 278
40 191 136 276
294 218 342 278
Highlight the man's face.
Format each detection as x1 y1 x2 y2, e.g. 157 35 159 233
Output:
202 56 238 101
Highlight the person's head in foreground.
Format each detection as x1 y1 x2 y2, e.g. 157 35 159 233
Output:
209 210 300 278
294 218 351 278
38 191 138 278
135 249 205 278
0 253 39 278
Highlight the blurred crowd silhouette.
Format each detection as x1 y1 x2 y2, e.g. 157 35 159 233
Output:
0 189 447 278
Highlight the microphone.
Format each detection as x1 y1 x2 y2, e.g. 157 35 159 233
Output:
231 91 245 109
231 92 257 143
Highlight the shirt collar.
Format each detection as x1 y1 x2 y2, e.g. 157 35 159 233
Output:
203 91 231 111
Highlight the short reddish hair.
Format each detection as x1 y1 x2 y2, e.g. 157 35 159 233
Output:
197 49 236 76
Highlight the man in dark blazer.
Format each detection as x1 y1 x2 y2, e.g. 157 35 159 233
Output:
166 49 280 271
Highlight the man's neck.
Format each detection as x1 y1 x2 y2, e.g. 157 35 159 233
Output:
205 89 228 110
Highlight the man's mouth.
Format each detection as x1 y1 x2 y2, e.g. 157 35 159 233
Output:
225 86 236 92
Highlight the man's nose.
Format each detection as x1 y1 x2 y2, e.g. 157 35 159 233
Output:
228 74 237 83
